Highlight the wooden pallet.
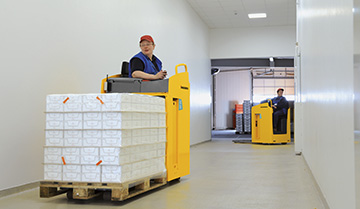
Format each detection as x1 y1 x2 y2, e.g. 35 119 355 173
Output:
40 173 167 201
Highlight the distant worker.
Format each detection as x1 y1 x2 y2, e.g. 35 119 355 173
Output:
128 35 167 80
272 88 289 131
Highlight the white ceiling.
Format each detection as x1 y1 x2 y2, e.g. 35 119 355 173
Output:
186 0 296 29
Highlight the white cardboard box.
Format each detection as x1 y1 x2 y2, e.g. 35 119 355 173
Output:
101 165 131 183
63 172 81 182
46 94 68 103
44 155 62 164
84 130 102 138
64 138 82 146
62 155 81 164
44 147 62 155
64 120 82 129
64 103 82 112
84 112 102 121
81 155 100 164
46 113 63 121
46 138 64 146
44 164 62 181
63 165 81 173
64 113 82 121
83 103 101 112
83 120 102 129
81 147 99 156
46 121 63 130
82 173 101 182
102 138 127 147
63 148 80 156
64 130 82 138
83 138 101 147
46 130 63 138
81 165 101 182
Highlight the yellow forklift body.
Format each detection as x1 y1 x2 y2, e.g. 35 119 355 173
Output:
101 64 190 181
140 64 190 181
251 101 291 144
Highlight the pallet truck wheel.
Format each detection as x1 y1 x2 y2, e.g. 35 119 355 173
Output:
66 190 73 200
103 191 111 201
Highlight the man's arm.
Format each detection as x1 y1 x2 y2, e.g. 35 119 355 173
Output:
132 70 167 80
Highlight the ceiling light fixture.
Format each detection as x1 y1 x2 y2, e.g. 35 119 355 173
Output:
248 13 267 19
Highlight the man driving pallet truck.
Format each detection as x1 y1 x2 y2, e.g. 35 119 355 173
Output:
101 34 191 199
233 88 290 145
251 88 291 144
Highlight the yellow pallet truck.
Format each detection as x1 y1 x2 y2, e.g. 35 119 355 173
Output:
233 99 290 145
251 99 290 144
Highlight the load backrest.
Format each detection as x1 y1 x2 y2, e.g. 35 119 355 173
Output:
121 61 129 77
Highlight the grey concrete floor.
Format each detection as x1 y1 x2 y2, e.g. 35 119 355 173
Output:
0 139 325 209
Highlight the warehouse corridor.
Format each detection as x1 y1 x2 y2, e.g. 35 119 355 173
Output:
0 139 325 209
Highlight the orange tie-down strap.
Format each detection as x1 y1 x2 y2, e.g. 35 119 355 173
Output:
96 96 104 104
63 97 70 104
61 156 66 165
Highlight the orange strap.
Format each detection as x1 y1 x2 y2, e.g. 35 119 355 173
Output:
61 157 66 165
63 97 69 104
96 160 102 166
96 96 104 104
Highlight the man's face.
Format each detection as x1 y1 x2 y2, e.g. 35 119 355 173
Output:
277 90 283 97
140 40 155 58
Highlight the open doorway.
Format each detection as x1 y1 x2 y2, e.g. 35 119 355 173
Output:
211 58 294 138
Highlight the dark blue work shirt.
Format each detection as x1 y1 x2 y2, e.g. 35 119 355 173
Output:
271 96 289 115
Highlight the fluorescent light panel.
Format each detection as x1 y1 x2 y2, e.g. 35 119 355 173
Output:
248 13 267 19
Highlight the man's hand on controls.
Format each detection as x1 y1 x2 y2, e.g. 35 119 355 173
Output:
155 70 167 80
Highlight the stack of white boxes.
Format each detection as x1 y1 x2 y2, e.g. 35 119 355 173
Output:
44 93 166 183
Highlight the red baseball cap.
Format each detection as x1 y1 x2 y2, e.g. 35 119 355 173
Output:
140 35 154 43
277 88 284 92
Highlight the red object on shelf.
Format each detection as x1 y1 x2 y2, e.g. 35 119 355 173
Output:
235 104 243 114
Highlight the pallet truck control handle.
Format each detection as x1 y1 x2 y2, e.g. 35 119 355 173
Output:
175 63 188 74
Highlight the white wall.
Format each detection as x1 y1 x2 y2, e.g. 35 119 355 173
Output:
296 0 355 208
354 0 360 206
0 0 211 191
210 26 296 59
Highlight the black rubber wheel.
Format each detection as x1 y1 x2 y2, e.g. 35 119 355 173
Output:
103 191 111 201
66 190 73 200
